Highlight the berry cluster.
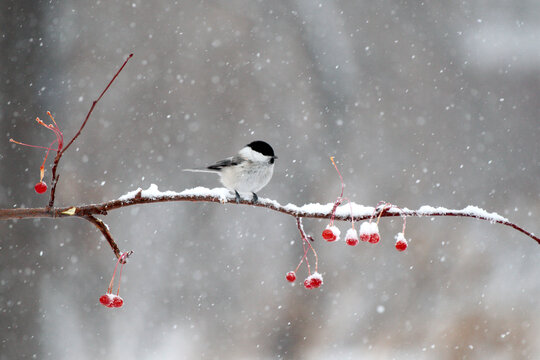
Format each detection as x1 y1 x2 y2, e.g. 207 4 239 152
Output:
359 221 380 244
344 228 359 246
99 293 124 308
326 201 411 252
320 160 412 253
286 158 412 290
99 252 129 309
303 272 323 289
9 111 64 194
285 218 324 290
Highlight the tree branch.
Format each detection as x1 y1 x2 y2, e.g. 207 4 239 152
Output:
83 215 133 261
46 54 134 209
1 185 538 245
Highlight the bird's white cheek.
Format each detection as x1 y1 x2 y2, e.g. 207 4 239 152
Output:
238 146 269 162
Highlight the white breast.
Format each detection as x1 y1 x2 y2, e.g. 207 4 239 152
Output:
219 161 274 193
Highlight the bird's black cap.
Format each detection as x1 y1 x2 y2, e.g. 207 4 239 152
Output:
247 141 276 158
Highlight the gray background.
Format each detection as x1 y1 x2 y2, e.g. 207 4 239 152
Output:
1 0 539 359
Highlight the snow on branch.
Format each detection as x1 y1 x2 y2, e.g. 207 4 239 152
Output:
116 184 508 223
115 185 536 244
0 183 537 248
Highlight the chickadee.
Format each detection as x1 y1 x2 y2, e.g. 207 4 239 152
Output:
184 140 277 203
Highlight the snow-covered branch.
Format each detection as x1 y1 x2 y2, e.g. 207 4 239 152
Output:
1 184 538 254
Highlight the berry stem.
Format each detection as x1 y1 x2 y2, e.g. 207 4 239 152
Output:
296 217 311 274
302 236 311 275
401 215 407 234
9 138 57 151
369 201 386 222
294 239 310 273
45 112 64 149
376 203 393 224
296 217 318 273
345 198 355 229
328 157 345 225
116 256 126 296
38 141 56 181
330 157 344 199
107 252 128 294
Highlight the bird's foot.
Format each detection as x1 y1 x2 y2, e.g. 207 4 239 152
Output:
234 190 241 204
252 192 258 204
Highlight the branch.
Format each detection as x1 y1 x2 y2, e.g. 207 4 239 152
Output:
47 54 134 209
83 215 131 261
1 185 538 245
60 54 134 156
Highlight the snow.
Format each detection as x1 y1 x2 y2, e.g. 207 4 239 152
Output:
417 205 507 223
283 202 376 218
118 184 231 202
345 228 359 240
359 221 379 235
118 185 508 225
335 203 375 217
395 232 406 243
307 272 323 283
324 224 341 241
283 202 334 215
118 183 176 200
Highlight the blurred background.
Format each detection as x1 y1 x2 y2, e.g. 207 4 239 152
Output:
1 0 539 358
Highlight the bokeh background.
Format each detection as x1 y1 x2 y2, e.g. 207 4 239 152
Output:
1 0 539 359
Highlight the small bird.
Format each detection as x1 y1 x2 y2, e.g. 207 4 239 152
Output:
184 140 277 203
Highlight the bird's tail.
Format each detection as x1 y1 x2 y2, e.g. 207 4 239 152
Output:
182 168 219 174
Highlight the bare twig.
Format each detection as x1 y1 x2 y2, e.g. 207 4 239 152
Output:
47 54 134 209
83 215 127 261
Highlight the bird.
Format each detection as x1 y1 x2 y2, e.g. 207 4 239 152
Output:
184 140 277 203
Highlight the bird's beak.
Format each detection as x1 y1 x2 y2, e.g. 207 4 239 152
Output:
273 155 278 159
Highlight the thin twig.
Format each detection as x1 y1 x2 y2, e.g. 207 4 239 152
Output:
47 54 134 209
60 54 133 156
83 214 132 261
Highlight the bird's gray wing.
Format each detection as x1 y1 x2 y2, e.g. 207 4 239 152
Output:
207 156 243 170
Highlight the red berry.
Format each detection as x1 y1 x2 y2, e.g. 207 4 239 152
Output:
322 229 336 241
368 233 380 244
99 294 112 307
111 295 124 308
322 225 340 242
360 233 370 242
99 294 124 308
304 272 323 289
309 277 322 288
34 181 47 194
344 229 359 246
286 271 296 282
395 240 407 252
